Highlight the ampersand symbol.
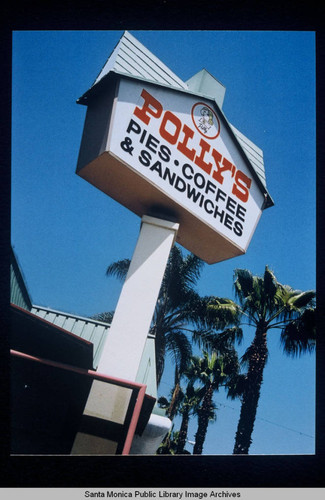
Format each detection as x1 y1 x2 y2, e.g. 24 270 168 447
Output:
120 137 134 155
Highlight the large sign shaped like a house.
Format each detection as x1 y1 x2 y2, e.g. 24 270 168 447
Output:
76 31 273 264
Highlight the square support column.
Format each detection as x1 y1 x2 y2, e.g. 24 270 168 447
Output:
97 215 179 381
71 215 179 454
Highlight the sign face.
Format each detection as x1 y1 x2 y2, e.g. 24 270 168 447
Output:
77 77 265 263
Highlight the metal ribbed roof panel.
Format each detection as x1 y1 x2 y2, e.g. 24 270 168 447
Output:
92 31 188 91
30 306 156 389
31 306 110 369
10 248 33 311
229 123 267 188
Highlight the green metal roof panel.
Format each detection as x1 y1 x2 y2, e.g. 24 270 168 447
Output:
229 123 267 189
30 305 158 398
31 306 110 369
10 248 33 311
186 68 226 108
92 31 188 92
135 335 158 399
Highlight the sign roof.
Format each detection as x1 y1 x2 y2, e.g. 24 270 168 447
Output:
89 31 188 93
77 31 273 209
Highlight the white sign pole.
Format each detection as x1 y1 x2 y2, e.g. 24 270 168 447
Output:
98 214 179 380
71 215 179 454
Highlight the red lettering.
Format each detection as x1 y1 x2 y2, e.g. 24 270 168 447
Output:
177 124 195 161
212 155 233 184
194 138 212 175
232 170 252 203
133 89 163 125
211 149 223 183
159 111 181 145
133 89 253 203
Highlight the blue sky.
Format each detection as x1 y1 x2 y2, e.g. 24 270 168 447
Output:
11 30 316 455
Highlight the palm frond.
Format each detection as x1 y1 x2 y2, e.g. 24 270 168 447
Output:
157 396 170 409
90 311 114 324
202 327 243 352
280 308 316 357
191 329 217 350
179 384 205 417
233 268 254 300
160 247 204 309
207 297 241 329
262 266 279 315
269 288 316 324
263 266 278 297
286 290 316 309
106 259 131 281
165 331 193 375
182 253 204 289
225 373 246 400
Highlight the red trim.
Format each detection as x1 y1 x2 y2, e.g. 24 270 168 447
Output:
10 303 93 346
122 384 147 455
10 349 147 455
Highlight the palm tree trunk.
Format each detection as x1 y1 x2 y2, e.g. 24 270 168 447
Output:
233 329 268 454
154 327 166 386
168 381 181 420
176 409 190 454
193 383 213 455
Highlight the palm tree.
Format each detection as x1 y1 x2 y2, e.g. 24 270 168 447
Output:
156 429 180 455
162 297 240 421
186 349 241 455
209 266 316 455
91 311 114 324
176 384 205 454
